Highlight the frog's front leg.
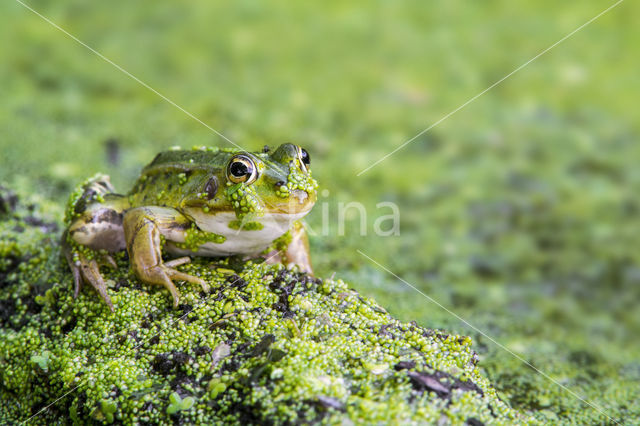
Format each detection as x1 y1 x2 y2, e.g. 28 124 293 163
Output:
285 221 313 274
266 221 313 274
123 207 209 308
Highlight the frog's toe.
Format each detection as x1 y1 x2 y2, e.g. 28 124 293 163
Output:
165 267 210 293
62 231 82 298
99 253 118 270
164 257 192 268
156 274 181 308
78 259 114 312
69 262 83 298
135 265 183 307
63 237 114 311
162 257 209 293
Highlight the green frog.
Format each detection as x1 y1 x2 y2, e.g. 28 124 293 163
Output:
63 143 318 311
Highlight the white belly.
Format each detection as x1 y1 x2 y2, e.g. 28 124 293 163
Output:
166 210 308 257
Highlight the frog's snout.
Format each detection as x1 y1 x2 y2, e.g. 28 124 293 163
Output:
290 189 309 204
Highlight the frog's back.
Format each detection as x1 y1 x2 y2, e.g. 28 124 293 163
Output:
143 149 231 173
127 149 232 208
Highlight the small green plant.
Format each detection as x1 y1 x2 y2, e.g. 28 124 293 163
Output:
167 392 195 415
207 378 227 399
30 351 52 373
100 400 117 423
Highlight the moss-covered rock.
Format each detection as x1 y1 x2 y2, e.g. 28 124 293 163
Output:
0 188 532 424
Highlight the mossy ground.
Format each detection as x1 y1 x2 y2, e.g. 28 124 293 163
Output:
0 190 529 424
1 0 639 424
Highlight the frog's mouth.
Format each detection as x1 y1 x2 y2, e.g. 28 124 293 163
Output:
177 207 310 256
265 189 316 215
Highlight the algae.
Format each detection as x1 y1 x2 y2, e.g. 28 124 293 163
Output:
1 1 639 423
0 188 531 424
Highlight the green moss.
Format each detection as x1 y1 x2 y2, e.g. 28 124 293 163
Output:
0 190 531 424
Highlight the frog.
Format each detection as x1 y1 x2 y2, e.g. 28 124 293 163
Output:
62 143 318 311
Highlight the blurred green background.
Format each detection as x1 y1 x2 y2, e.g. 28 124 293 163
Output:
1 0 638 423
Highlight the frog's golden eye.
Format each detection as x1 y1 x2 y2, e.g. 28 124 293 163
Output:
227 155 258 184
298 147 311 173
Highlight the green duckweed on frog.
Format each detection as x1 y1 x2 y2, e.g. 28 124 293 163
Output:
63 143 318 310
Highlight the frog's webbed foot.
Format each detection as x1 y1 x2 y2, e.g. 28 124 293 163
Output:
124 208 209 308
62 233 115 311
136 258 208 308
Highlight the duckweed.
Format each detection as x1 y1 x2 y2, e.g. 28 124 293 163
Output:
225 181 264 219
227 220 264 231
173 223 226 252
64 174 110 223
0 188 533 424
286 159 318 195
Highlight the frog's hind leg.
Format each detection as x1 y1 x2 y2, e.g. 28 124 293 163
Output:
62 230 117 311
123 207 209 308
63 175 129 311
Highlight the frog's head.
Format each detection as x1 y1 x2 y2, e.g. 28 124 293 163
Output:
173 143 317 252
223 143 318 220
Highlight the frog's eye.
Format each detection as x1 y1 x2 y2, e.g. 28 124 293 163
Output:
227 155 258 184
298 147 311 173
